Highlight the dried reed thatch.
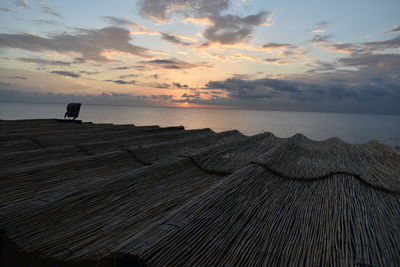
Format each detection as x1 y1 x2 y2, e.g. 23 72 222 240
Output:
0 118 399 266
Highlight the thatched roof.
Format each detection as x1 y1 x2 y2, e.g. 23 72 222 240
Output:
1 118 399 266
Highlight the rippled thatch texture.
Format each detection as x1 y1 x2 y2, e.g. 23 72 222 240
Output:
0 118 399 266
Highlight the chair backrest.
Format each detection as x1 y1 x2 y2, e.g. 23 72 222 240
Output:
65 103 81 118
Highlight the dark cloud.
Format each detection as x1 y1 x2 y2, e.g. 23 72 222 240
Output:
8 76 27 79
202 12 270 45
181 92 200 98
315 20 333 28
14 0 29 9
0 27 152 62
173 82 189 88
206 77 300 100
264 58 279 62
105 79 173 89
112 65 148 71
39 4 62 18
0 88 156 106
137 0 230 22
363 35 400 50
0 81 12 86
324 36 400 55
32 19 59 26
306 60 338 73
138 0 269 45
18 58 72 66
113 66 130 70
105 79 137 85
138 58 210 69
264 58 292 65
200 51 400 113
171 91 201 103
80 71 100 75
160 33 192 46
232 73 253 79
261 43 298 49
119 74 139 79
1 8 12 12
102 16 147 31
50 71 80 78
339 53 400 70
148 82 170 88
323 43 364 54
150 94 174 100
386 24 400 33
310 34 331 44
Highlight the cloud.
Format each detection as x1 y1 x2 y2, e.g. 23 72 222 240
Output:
137 0 230 22
324 36 400 55
138 58 210 69
0 81 12 86
309 29 325 33
171 91 202 103
103 17 197 46
0 26 152 62
105 79 137 85
307 20 332 34
323 43 364 54
309 34 331 44
207 77 300 97
7 76 27 79
151 94 174 100
386 24 400 33
306 60 338 73
160 33 192 46
1 8 13 12
339 53 400 70
0 88 157 106
105 79 176 89
39 3 62 18
119 74 140 79
363 35 400 50
50 71 80 78
173 82 189 88
182 17 213 26
261 42 298 50
148 82 170 88
258 42 305 62
14 0 29 9
32 19 59 26
315 20 333 28
232 53 258 61
137 0 270 46
198 49 400 113
18 57 72 66
105 80 136 85
80 71 100 75
112 65 149 71
264 58 292 65
202 11 270 45
102 16 149 31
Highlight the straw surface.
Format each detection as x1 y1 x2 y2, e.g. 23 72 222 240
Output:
0 119 399 266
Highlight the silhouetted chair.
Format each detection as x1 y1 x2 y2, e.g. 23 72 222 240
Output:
64 103 81 120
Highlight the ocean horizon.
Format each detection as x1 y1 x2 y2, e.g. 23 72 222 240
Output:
1 102 399 147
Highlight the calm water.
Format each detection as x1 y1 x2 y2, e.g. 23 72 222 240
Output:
1 102 399 147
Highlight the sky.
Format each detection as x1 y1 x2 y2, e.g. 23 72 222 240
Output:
0 0 399 114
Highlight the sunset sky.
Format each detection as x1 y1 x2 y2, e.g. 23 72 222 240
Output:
0 0 399 113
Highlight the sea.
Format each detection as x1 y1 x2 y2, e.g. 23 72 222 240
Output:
1 102 399 147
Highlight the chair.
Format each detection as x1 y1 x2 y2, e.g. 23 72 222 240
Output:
64 103 81 120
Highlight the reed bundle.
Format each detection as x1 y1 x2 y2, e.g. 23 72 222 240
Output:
0 119 399 266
